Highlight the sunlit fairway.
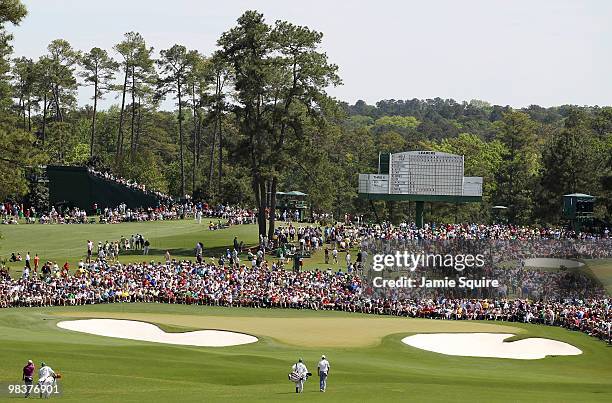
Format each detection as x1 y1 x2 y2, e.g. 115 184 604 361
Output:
0 220 259 273
583 259 612 294
0 304 610 402
53 308 522 348
0 220 355 276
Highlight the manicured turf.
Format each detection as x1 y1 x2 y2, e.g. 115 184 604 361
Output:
53 308 521 348
1 222 611 401
583 259 612 294
0 304 610 402
0 220 352 276
0 221 259 273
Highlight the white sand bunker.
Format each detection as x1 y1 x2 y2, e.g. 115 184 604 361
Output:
523 257 584 269
401 333 582 360
57 319 258 347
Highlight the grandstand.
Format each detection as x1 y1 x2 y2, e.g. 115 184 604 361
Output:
47 165 161 212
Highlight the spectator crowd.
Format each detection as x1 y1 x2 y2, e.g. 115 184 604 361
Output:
0 256 610 344
88 168 172 202
1 200 256 227
1 216 611 344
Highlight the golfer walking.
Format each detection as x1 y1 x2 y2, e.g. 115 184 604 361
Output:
22 359 34 397
290 358 309 393
317 355 330 392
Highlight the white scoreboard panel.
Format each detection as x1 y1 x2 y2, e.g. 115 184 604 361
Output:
358 174 389 194
462 177 483 197
389 151 464 196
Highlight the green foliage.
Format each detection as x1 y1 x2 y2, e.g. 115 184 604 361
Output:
65 142 90 165
156 44 198 197
25 180 49 213
44 121 78 163
113 32 156 161
0 117 44 199
493 111 541 224
0 0 26 110
80 47 118 156
0 5 610 228
373 115 419 130
376 131 407 153
422 133 504 199
539 109 611 223
219 10 340 235
343 115 374 130
420 133 504 222
122 149 169 194
45 39 80 120
80 47 117 96
11 55 35 128
0 0 27 25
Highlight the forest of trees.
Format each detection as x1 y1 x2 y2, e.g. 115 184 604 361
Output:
0 2 611 235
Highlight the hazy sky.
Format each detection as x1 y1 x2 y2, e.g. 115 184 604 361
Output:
9 0 612 108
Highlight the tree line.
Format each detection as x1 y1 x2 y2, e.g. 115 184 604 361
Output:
345 99 611 226
0 2 610 236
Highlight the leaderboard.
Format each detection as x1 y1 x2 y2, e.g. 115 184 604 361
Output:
359 151 482 197
389 151 463 196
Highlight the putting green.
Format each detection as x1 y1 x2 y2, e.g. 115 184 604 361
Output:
55 310 522 348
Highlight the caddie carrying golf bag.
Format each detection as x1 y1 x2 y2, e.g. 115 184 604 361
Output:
288 371 301 382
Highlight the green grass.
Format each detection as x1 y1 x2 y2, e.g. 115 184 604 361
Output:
52 307 523 348
1 222 611 401
0 304 610 402
582 258 612 294
0 220 354 275
0 221 259 273
0 226 612 402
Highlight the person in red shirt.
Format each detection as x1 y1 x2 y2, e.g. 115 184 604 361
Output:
34 254 40 273
22 359 35 397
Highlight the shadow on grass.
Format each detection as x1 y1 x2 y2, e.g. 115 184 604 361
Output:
120 245 261 259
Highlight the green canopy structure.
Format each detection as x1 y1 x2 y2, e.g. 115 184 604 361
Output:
563 193 595 231
276 190 309 221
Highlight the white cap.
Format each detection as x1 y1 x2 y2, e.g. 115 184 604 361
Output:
321 354 326 359
28 359 32 364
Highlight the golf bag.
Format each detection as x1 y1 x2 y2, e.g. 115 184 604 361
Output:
288 371 312 382
288 372 301 382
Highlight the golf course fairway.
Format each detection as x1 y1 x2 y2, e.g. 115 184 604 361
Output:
1 303 610 402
